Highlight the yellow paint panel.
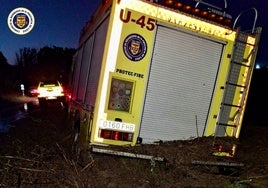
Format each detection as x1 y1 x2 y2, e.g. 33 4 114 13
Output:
105 9 156 146
92 2 156 145
204 41 235 136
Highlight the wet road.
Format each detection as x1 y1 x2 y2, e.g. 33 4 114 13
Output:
0 97 39 133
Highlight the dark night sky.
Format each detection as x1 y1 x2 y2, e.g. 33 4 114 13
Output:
0 0 267 66
225 0 268 67
0 0 101 65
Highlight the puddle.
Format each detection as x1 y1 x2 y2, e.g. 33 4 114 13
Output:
0 118 9 133
0 108 27 133
0 102 38 133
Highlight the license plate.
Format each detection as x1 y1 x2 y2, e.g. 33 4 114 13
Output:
47 96 57 99
99 120 135 133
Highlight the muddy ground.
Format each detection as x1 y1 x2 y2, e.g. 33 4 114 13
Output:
0 99 268 187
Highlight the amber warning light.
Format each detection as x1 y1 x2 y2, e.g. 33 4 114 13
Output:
156 0 232 26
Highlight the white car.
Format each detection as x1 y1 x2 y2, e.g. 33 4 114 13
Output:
37 80 65 107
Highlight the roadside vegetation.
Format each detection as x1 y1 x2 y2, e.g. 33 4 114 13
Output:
0 105 267 187
0 46 75 96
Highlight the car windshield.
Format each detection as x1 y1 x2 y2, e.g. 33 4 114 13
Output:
39 81 60 87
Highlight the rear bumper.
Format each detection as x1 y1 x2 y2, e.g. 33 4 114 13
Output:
38 95 65 101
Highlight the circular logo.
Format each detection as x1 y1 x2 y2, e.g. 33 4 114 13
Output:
123 34 147 62
7 7 35 35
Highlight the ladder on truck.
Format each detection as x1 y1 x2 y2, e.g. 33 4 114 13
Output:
213 8 262 156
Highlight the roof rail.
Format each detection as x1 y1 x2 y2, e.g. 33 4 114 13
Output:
194 0 227 17
232 7 258 34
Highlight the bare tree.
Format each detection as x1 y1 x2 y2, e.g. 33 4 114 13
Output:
0 51 9 67
15 47 37 67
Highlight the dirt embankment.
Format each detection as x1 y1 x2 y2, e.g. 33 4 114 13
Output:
0 104 268 187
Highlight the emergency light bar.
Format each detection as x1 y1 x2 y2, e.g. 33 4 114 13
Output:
149 0 232 26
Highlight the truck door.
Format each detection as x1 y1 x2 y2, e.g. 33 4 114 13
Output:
139 25 225 143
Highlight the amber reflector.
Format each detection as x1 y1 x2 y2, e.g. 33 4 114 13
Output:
174 2 183 9
192 8 200 15
165 0 173 6
183 5 191 12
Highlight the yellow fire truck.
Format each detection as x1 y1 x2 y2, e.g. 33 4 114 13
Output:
69 0 261 149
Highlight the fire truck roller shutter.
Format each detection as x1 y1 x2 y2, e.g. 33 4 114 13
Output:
72 48 83 100
85 17 109 106
77 35 94 102
139 24 225 143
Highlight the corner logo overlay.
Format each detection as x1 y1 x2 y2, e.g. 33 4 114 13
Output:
7 7 35 35
123 34 147 62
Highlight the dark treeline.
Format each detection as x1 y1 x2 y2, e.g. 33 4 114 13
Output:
0 46 75 94
243 67 268 126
